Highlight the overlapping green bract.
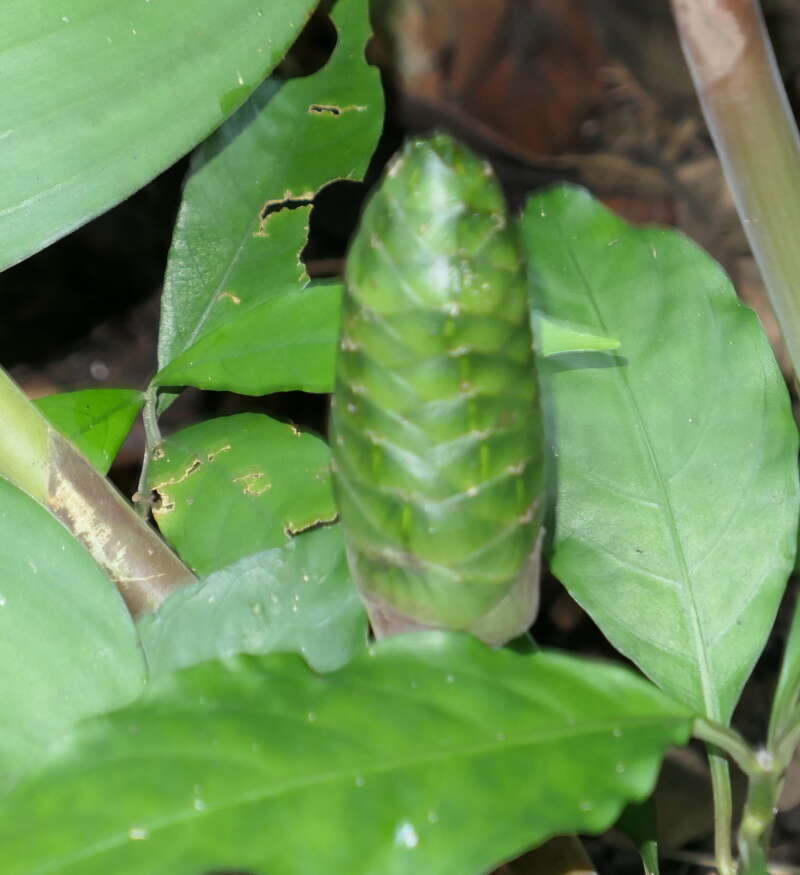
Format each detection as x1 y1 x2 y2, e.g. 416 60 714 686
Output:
331 136 543 643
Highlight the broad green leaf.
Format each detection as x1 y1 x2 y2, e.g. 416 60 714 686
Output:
0 478 144 792
533 312 621 357
148 413 336 576
156 0 383 396
0 633 691 874
138 524 366 676
35 389 143 474
522 185 799 722
155 279 342 394
0 0 318 272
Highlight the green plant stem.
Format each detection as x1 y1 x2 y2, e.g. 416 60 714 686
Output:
135 383 162 519
695 717 779 873
671 0 800 376
768 593 800 756
641 840 660 875
0 366 194 616
0 364 50 503
737 767 778 875
775 715 800 772
761 565 800 866
693 717 763 776
708 749 736 875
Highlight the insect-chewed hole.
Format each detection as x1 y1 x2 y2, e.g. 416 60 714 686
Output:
260 197 314 222
309 104 342 116
275 2 337 79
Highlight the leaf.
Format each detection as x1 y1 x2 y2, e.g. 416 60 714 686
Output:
0 0 318 272
148 413 336 576
0 478 144 793
155 279 342 394
155 0 384 397
533 312 621 357
0 633 691 875
35 388 143 474
521 185 799 722
138 524 367 676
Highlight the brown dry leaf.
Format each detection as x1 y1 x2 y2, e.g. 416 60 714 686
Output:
387 0 605 158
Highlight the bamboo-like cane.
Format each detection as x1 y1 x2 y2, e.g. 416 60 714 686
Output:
0 367 194 617
671 0 800 378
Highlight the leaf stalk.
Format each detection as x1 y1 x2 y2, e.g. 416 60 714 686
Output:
693 717 764 776
708 751 736 875
135 382 163 519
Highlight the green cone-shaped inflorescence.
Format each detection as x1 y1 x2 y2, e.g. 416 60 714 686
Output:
330 134 543 645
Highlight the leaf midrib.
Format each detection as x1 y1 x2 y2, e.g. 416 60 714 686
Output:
556 217 719 721
26 710 682 873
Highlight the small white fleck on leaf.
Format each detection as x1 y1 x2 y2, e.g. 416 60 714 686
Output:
394 821 419 849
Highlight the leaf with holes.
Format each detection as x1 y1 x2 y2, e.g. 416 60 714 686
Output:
35 389 143 474
522 185 799 722
147 413 336 576
155 0 383 398
138 524 367 676
0 0 318 272
0 633 691 874
0 478 144 793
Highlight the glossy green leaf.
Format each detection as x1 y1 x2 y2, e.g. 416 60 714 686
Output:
0 0 318 272
35 388 143 474
156 0 383 397
138 524 366 676
148 413 336 576
0 478 144 793
155 279 342 394
0 633 691 874
522 185 799 722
